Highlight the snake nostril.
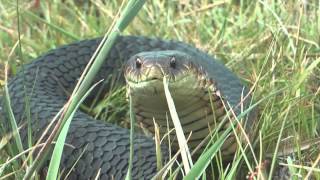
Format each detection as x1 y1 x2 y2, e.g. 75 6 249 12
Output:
169 57 176 69
135 58 142 69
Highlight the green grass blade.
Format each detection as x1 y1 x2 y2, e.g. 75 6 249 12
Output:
267 105 290 180
225 157 242 180
45 82 100 180
154 121 163 172
183 124 232 180
151 151 180 180
125 94 136 180
3 77 25 161
163 77 193 174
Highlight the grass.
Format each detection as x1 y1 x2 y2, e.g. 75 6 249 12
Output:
0 0 319 179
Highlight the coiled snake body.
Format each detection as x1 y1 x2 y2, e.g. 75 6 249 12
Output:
1 36 254 179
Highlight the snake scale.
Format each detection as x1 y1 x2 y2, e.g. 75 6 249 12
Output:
1 36 255 179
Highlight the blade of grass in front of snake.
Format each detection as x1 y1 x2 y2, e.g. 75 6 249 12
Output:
3 63 25 161
225 155 242 180
125 92 136 180
0 64 23 176
46 81 102 180
0 106 64 178
0 143 46 178
267 104 290 180
23 0 146 179
0 161 5 176
151 150 180 180
153 119 163 173
163 76 193 174
183 122 232 180
63 145 88 180
286 156 296 178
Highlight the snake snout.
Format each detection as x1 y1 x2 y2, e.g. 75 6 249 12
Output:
141 57 180 81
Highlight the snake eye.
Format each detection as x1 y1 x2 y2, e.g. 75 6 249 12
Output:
135 58 142 69
169 57 176 69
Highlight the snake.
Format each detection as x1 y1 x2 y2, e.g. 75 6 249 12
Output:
1 36 255 179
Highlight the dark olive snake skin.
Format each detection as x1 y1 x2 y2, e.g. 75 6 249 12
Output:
1 36 256 179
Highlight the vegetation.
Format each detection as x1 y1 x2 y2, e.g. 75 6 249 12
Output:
0 0 319 179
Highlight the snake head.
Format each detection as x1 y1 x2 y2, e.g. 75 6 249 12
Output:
124 50 193 84
124 50 215 98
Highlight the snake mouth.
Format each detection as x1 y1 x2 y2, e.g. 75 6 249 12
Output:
126 73 195 90
126 78 161 89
